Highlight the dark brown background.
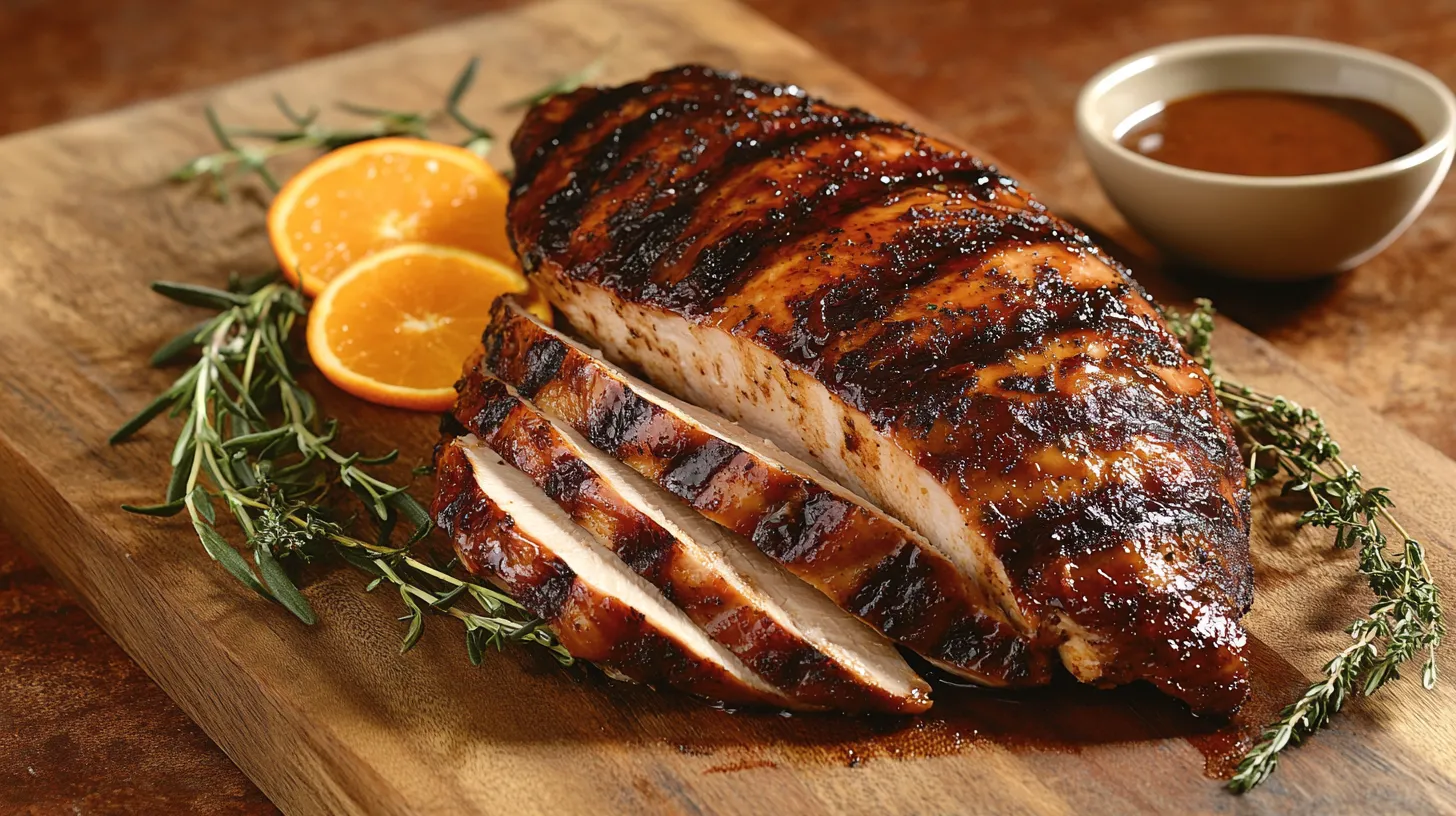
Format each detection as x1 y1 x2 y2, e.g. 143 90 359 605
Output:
3 1 1454 812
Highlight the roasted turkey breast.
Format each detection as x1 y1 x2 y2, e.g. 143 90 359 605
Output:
504 65 1254 714
434 436 796 707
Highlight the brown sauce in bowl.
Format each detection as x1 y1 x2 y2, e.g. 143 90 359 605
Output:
1118 90 1425 176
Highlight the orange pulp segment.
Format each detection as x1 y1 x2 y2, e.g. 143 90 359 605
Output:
306 243 552 411
269 137 516 296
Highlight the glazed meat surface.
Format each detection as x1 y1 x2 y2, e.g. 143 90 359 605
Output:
434 436 796 707
446 360 932 712
506 66 1254 714
483 297 1050 688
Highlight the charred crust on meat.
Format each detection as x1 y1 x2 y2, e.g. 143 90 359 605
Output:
438 410 469 441
844 542 945 635
483 304 1051 686
748 495 813 563
515 337 568 398
582 378 658 458
663 439 741 501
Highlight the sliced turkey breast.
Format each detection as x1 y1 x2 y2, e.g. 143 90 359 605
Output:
446 364 930 712
481 297 1053 688
432 435 797 708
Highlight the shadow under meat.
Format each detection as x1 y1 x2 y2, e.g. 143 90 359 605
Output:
427 646 1228 758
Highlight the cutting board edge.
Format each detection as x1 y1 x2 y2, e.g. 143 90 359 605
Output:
0 426 406 816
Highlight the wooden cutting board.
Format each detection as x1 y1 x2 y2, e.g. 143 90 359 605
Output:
1 1 1453 813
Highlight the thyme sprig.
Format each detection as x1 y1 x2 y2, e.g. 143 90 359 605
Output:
112 274 571 665
1166 299 1444 792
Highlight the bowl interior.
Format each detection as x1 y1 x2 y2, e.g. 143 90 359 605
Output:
1082 38 1454 154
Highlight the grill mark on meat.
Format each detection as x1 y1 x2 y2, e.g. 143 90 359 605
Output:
990 455 1253 618
653 150 1024 317
663 439 741 500
463 384 519 436
773 218 1080 374
445 368 931 711
939 609 1036 684
433 446 574 620
903 357 1233 478
518 67 885 285
823 270 1167 432
913 371 1246 544
748 494 814 562
515 335 568 398
512 80 666 193
541 454 595 507
566 121 894 296
581 371 661 458
481 300 1053 687
769 206 1022 362
434 440 790 707
536 98 706 255
659 148 937 306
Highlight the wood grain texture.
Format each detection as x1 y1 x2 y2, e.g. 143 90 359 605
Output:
0 1 1454 814
0 528 281 815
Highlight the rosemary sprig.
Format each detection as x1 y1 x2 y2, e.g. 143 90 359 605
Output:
118 56 611 663
501 43 612 110
1166 299 1444 792
173 53 602 199
171 59 490 198
112 274 571 665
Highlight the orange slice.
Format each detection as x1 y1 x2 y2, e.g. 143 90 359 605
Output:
306 243 552 411
269 137 516 296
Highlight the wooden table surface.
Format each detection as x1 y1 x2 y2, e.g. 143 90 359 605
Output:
3 1 1454 812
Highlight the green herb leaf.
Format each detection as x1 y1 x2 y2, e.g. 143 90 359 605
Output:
121 499 188 517
399 587 425 654
356 449 399 466
387 491 433 538
166 447 194 503
430 583 468 609
223 426 294 452
194 519 270 599
255 542 317 624
190 484 216 525
110 388 182 444
466 627 484 666
151 281 251 310
150 319 213 367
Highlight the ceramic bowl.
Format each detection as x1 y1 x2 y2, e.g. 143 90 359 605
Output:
1075 35 1456 280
